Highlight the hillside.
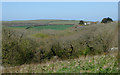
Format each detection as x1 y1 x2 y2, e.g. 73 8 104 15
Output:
2 20 80 26
1 21 118 73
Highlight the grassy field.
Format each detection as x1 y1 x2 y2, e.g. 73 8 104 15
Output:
2 20 79 26
8 25 74 30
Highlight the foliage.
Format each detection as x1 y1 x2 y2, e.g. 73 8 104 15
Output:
2 28 37 66
2 22 118 67
3 53 119 73
101 17 113 23
79 20 84 25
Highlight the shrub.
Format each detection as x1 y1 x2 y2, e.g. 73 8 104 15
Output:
2 22 117 66
79 20 84 25
101 17 113 23
2 28 36 66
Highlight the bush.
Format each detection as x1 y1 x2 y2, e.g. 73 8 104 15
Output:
79 20 84 25
2 22 117 66
101 17 113 23
2 28 37 66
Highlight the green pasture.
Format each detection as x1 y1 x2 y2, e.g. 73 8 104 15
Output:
33 25 73 30
8 25 74 30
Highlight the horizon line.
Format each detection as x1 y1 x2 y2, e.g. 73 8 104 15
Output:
2 17 118 22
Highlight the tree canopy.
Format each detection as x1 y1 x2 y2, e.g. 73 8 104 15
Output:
101 17 113 23
79 20 84 25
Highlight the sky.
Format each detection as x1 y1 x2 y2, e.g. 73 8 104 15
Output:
2 2 118 21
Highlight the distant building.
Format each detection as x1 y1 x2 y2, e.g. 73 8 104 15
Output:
87 22 91 25
84 23 87 25
84 22 91 25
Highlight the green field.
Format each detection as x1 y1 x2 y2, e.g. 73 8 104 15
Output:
33 25 73 30
8 25 74 30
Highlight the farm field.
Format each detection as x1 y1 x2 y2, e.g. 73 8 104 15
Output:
2 20 79 26
7 25 74 30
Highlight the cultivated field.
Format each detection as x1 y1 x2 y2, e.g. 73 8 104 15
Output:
1 20 119 73
7 25 74 30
